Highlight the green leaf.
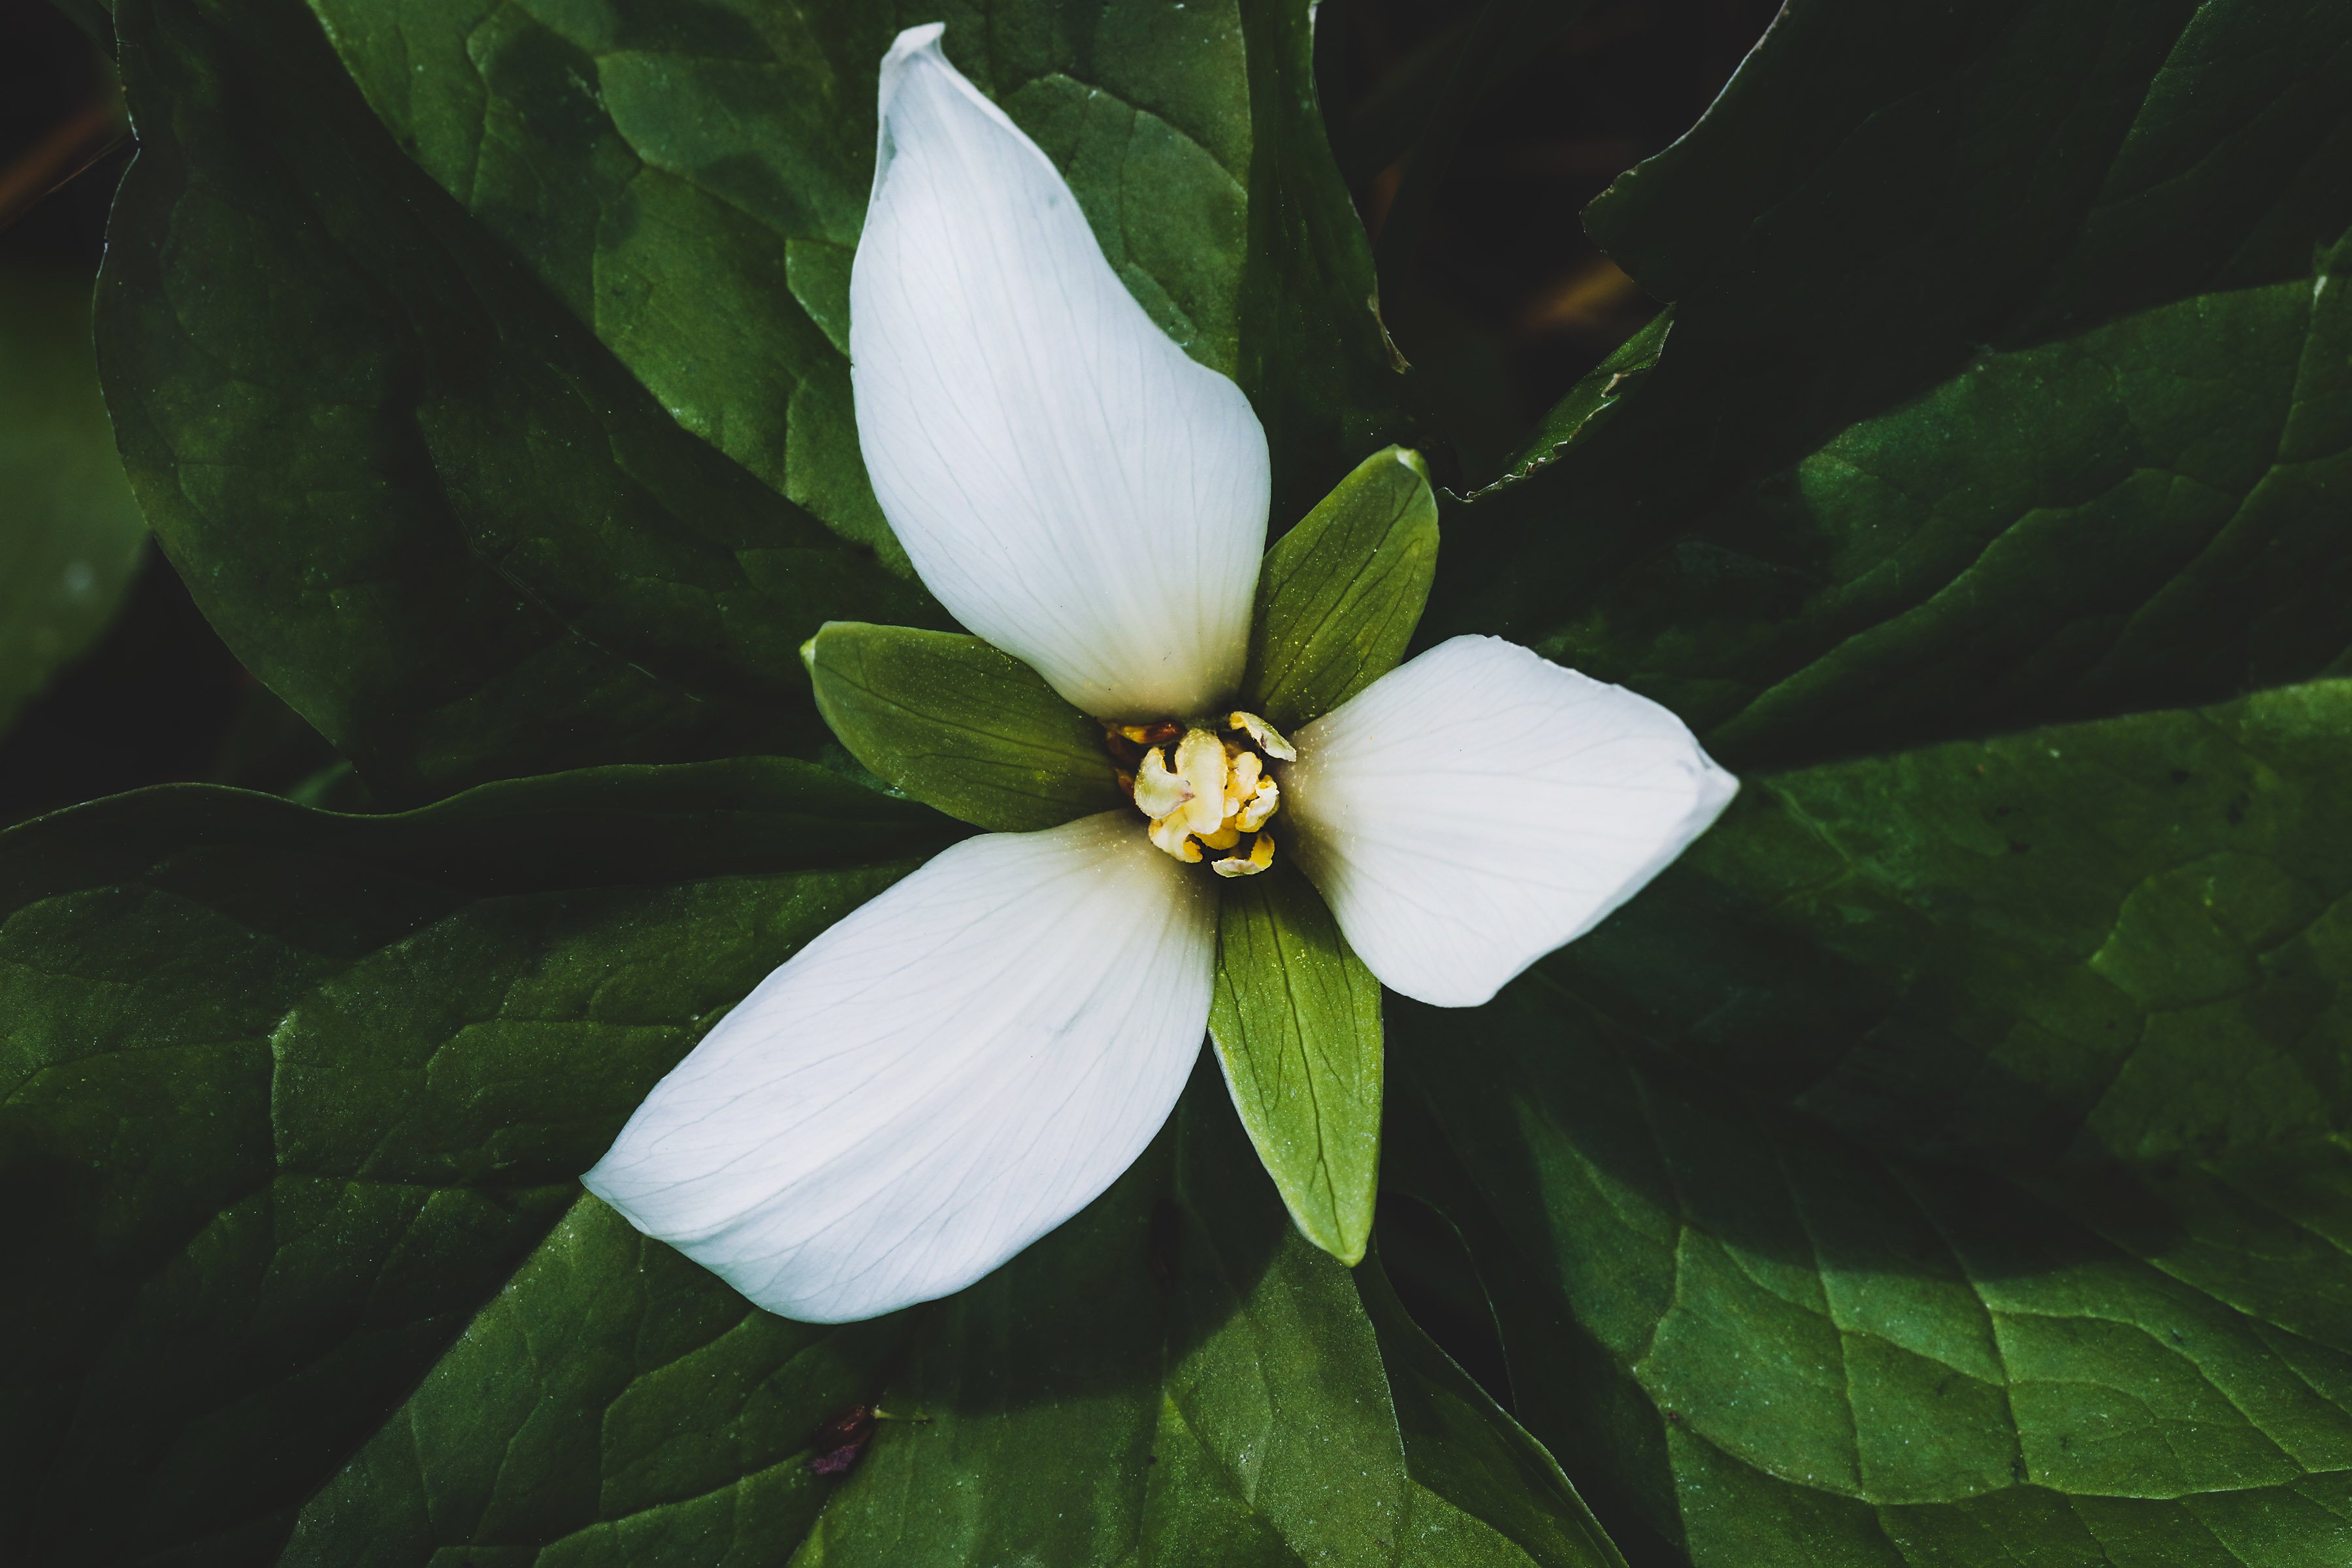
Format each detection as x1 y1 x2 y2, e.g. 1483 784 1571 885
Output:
1362 1253 1630 1568
1588 0 2352 377
1390 679 2352 1565
0 768 1596 1566
278 1193 911 1565
1243 444 1439 730
0 265 146 738
1430 0 2352 770
289 1075 1415 1566
804 621 1126 832
0 761 949 1563
1499 235 2352 768
1209 863 1384 1265
303 0 1406 540
97 0 946 801
1570 677 2352 1175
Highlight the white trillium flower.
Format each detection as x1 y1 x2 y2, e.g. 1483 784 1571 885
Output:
584 24 1737 1325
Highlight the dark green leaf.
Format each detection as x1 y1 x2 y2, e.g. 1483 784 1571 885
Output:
98 0 945 801
1390 679 2352 1565
1431 1 2352 768
0 265 146 738
1507 235 2352 767
1590 0 2352 369
1562 676 2352 1173
291 1073 1425 1566
1243 444 1439 730
304 0 1407 540
1209 862 1384 1264
804 621 1125 833
1 766 1599 1565
17 1016 1599 1566
1362 1253 1629 1568
0 760 947 1564
278 1193 911 1565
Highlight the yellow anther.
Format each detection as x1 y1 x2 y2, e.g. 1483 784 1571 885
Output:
1147 813 1203 862
1224 749 1262 815
1126 715 1292 868
1169 729 1231 837
1235 776 1279 833
1133 745 1191 820
1211 830 1278 879
1226 710 1296 761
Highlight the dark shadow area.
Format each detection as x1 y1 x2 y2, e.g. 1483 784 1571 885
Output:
2 1 306 825
1377 1188 1517 1409
0 546 248 826
1320 0 1784 484
1 0 123 269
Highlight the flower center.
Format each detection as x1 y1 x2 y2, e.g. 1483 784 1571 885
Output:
1105 711 1295 877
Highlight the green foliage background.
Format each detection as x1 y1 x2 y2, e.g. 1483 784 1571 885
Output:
3 0 2349 1563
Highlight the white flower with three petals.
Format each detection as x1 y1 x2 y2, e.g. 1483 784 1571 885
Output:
584 24 1737 1324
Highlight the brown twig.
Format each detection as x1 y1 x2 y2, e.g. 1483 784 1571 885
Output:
0 93 130 237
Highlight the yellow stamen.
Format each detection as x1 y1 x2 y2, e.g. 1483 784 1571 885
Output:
1235 776 1279 833
1212 830 1278 879
1224 749 1262 816
1169 729 1232 837
1124 715 1293 867
1133 745 1191 820
1227 710 1296 760
1147 813 1203 862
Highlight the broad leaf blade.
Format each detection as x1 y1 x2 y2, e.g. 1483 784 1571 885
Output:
279 1194 910 1564
99 0 943 801
1565 677 2352 1171
1243 444 1439 731
1390 679 2352 1565
0 762 948 1564
805 621 1126 832
1209 864 1384 1264
1500 236 2352 768
283 1066 1592 1567
1429 0 2352 770
3 771 1603 1565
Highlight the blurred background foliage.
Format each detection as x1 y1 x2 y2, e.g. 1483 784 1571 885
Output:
0 0 1777 826
1 0 345 822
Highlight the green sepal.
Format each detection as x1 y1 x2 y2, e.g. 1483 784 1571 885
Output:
804 621 1128 833
1242 445 1439 730
1208 864 1384 1266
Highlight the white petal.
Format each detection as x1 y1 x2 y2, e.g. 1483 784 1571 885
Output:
850 25 1269 721
1281 636 1737 1008
584 812 1215 1322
